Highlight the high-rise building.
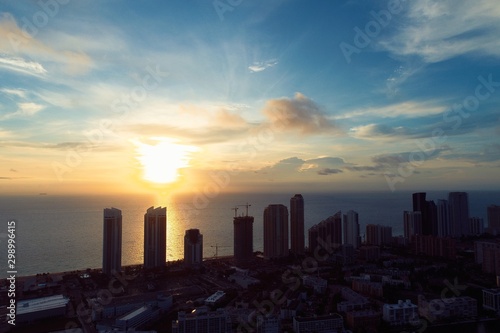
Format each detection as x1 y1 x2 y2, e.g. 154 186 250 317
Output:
144 206 167 269
437 199 450 237
449 192 469 237
234 215 254 265
404 211 422 240
366 224 393 246
290 194 305 254
412 192 427 213
488 205 500 232
103 208 122 276
470 217 484 236
263 204 289 258
412 192 438 235
308 212 342 253
343 210 361 249
184 229 203 269
427 200 438 236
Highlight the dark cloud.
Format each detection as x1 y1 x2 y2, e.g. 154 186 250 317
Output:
262 92 337 135
317 168 343 175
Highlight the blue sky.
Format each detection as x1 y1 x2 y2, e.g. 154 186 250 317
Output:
1 0 499 195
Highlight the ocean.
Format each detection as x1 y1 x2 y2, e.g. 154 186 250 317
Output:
1 190 499 278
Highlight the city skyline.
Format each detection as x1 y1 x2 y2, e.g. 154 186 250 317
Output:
1 1 500 196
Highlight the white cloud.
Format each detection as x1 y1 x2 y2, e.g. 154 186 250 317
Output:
338 101 447 120
0 88 26 98
380 0 500 62
248 59 278 72
0 56 47 76
0 102 44 120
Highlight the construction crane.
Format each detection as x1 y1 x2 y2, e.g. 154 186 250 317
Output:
232 203 252 217
209 243 230 257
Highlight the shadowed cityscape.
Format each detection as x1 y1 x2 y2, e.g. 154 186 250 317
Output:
2 192 500 332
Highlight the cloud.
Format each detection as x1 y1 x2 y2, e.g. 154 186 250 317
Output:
0 13 93 75
380 0 500 62
0 102 44 120
248 59 278 72
317 168 343 175
339 101 447 120
262 92 337 134
257 156 347 178
0 88 26 98
0 56 47 76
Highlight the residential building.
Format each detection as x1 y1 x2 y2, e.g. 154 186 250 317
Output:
234 215 254 266
404 211 422 240
184 228 203 269
103 207 122 276
263 204 289 258
343 210 361 249
290 194 305 254
293 313 345 333
382 300 418 326
483 289 500 314
418 295 477 322
172 307 231 333
144 206 167 269
448 192 470 237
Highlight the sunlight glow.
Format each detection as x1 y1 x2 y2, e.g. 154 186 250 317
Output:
133 138 198 184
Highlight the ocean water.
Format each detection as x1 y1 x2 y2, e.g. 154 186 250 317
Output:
1 190 499 278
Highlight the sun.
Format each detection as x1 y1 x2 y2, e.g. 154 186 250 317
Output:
133 137 198 184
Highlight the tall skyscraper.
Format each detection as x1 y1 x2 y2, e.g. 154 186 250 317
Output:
263 204 289 258
488 205 500 232
412 192 427 213
184 229 203 269
404 211 422 240
366 224 393 246
144 206 167 269
412 192 437 235
233 215 254 266
448 192 470 237
470 217 484 236
103 208 122 276
308 211 342 253
437 199 450 237
343 210 361 249
290 194 305 254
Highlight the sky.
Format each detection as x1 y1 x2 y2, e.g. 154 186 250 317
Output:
1 0 500 196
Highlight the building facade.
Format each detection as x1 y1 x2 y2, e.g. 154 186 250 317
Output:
290 194 305 254
144 206 167 269
103 207 122 276
184 228 203 269
448 192 470 237
234 215 254 265
263 204 289 258
343 210 361 249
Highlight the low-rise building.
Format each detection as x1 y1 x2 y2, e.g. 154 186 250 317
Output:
382 300 418 326
418 295 477 322
172 306 231 333
483 288 500 315
346 310 380 332
17 294 70 324
205 290 226 306
256 315 280 333
293 313 346 333
302 275 327 294
337 287 370 312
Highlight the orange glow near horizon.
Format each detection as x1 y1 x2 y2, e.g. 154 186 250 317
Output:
133 137 198 185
